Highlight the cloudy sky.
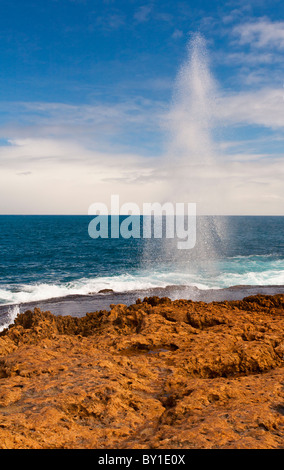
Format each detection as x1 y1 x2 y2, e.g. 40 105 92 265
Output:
0 0 283 215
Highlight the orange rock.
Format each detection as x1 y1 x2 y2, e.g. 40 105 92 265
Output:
0 294 283 448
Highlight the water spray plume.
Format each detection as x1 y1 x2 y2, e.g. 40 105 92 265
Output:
158 33 228 267
166 33 219 207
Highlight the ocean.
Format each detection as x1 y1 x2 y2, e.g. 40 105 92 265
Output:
0 215 283 330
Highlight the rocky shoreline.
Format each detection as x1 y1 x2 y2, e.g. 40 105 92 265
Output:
0 294 284 449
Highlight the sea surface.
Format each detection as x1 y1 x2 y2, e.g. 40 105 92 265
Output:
0 215 283 330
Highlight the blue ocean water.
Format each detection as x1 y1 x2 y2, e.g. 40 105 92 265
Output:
0 215 283 314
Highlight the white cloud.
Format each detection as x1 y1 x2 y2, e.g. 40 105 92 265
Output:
0 130 283 215
233 19 284 49
95 11 126 30
223 51 276 66
216 87 284 129
0 137 166 214
134 5 152 23
0 99 166 157
172 29 183 39
1 78 284 216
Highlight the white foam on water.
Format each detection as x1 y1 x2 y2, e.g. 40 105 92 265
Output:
0 305 20 332
0 258 283 308
217 269 284 287
0 271 211 306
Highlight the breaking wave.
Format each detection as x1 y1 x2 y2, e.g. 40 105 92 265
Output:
0 254 283 307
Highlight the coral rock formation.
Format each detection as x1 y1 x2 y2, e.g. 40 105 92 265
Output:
0 294 284 449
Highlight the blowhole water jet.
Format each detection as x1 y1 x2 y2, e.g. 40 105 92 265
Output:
168 33 228 265
142 33 228 273
166 33 219 204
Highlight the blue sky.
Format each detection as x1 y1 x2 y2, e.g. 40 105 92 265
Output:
0 0 283 214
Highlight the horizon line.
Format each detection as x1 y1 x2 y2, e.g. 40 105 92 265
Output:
0 214 283 217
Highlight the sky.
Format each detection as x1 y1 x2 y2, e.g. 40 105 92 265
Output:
0 0 283 215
